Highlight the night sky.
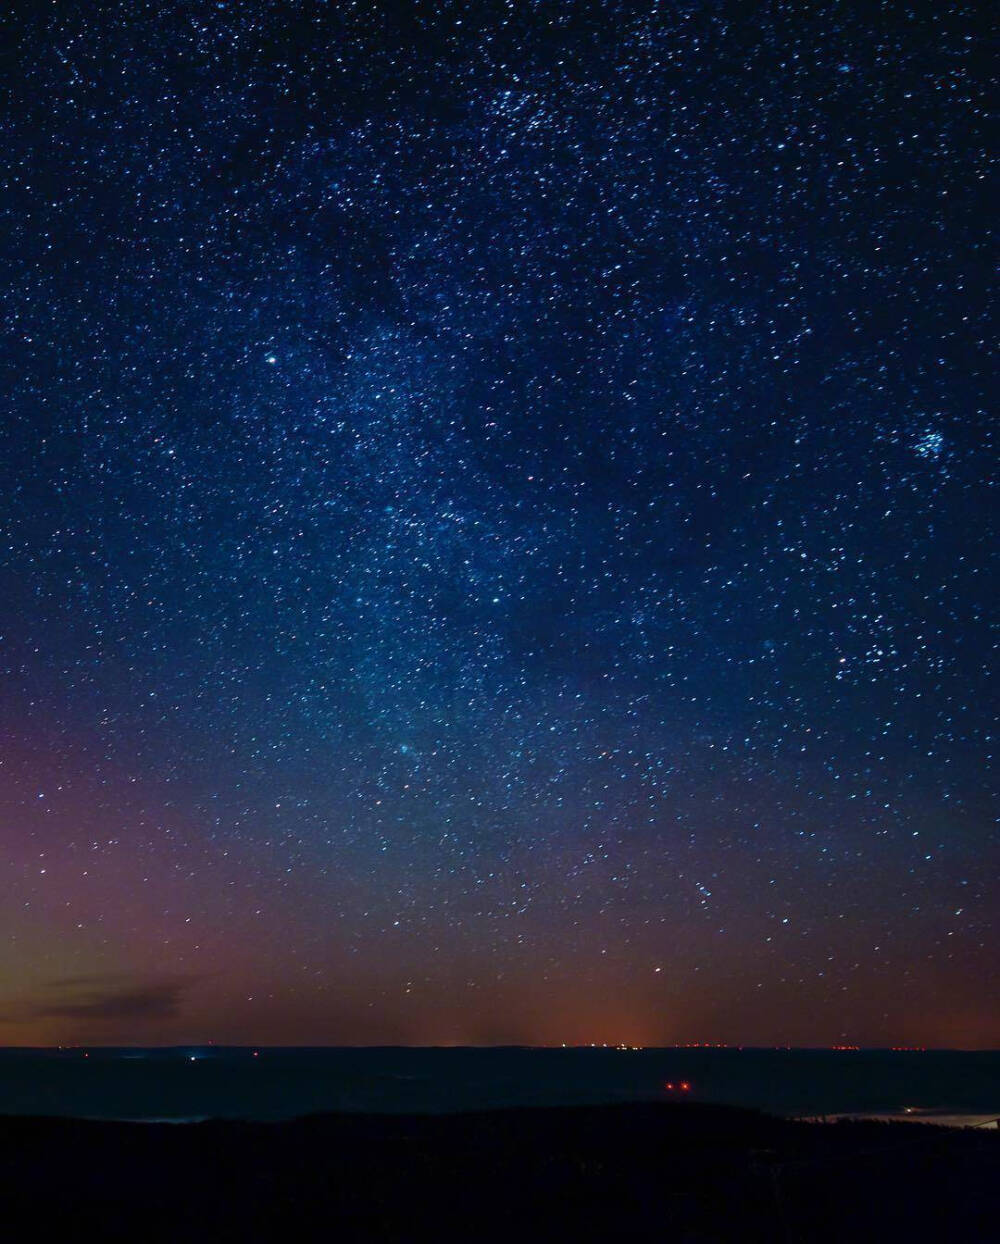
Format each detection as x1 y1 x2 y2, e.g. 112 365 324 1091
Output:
1 2 995 1049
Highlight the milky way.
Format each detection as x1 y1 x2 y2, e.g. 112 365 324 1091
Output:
1 2 994 1046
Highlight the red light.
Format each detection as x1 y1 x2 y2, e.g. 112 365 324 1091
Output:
666 1082 674 1091
680 1081 691 1091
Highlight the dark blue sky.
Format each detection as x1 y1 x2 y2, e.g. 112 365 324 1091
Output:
0 1 995 1046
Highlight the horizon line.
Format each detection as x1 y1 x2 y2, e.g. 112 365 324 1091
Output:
1 1043 996 1054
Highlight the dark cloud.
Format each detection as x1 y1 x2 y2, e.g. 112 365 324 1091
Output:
13 975 201 1024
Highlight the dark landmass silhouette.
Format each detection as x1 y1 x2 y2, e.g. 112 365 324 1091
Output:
2 1101 997 1242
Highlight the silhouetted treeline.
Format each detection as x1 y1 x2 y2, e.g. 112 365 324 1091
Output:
2 1102 997 1241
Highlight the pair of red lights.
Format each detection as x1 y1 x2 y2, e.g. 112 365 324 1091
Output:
665 1081 691 1092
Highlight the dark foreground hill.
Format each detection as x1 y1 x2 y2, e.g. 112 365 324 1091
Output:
2 1102 997 1242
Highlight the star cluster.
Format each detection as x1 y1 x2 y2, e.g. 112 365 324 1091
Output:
0 1 994 1047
